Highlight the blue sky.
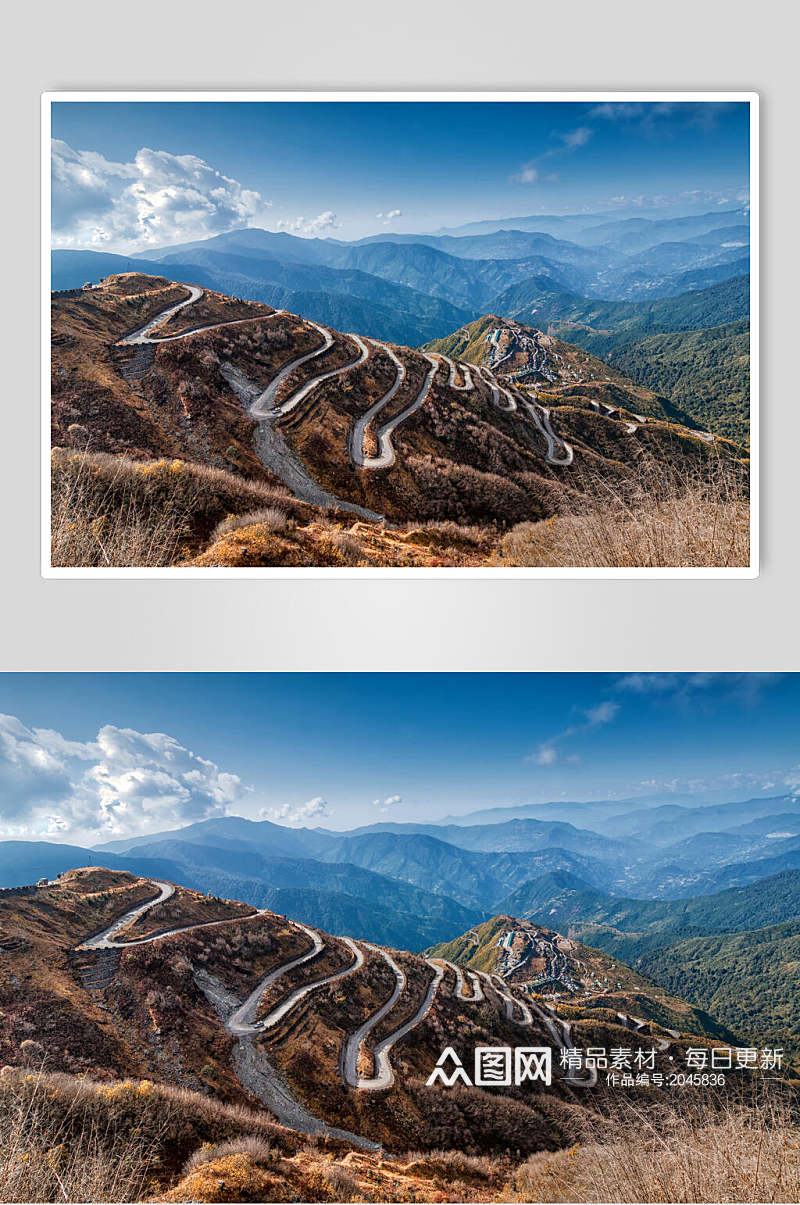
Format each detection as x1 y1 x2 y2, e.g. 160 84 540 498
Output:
0 674 795 844
50 100 750 249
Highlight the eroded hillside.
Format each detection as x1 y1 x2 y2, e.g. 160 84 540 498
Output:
50 275 747 568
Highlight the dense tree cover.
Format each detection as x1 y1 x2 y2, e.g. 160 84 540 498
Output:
638 920 800 1056
493 276 749 355
609 321 750 443
503 868 800 949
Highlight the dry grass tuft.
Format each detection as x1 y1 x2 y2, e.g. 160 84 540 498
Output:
499 455 749 568
325 529 364 565
316 1161 359 1200
0 1068 160 1203
403 520 489 550
510 1093 800 1203
183 1135 275 1175
50 450 295 568
403 1149 496 1183
211 506 288 540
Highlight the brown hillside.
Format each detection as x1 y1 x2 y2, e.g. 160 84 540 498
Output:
50 275 747 568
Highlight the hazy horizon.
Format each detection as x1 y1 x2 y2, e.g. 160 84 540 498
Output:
50 99 750 251
0 673 795 845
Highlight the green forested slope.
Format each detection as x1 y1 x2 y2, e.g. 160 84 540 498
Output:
491 275 749 354
637 920 800 1057
608 321 750 443
501 869 800 952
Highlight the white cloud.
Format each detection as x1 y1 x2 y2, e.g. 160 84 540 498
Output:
631 766 800 802
372 794 402 813
376 209 402 224
562 126 592 148
526 698 620 766
531 745 557 767
276 211 339 237
51 139 272 253
615 673 781 706
585 701 620 726
0 714 250 844
261 796 331 827
589 101 734 135
513 163 539 185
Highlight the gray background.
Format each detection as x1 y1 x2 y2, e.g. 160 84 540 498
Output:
4 0 795 671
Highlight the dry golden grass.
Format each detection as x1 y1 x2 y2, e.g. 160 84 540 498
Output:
211 506 289 541
2 1067 796 1203
183 1136 275 1176
510 1093 800 1203
52 445 748 570
50 450 296 568
0 1068 161 1202
498 455 749 568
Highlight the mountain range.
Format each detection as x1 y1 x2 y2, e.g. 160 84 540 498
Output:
3 785 799 948
3 777 798 1191
52 204 750 443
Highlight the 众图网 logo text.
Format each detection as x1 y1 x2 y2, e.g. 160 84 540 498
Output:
426 1046 552 1088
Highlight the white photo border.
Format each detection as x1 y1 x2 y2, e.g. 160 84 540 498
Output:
41 90 759 579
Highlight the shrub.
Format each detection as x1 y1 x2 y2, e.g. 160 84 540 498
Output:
211 506 288 540
183 1136 274 1174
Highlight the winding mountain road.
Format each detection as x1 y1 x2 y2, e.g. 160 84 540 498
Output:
257 937 364 1031
519 395 574 466
196 965 382 1152
118 285 579 490
80 881 176 948
527 998 598 1088
228 924 325 1035
435 355 474 390
488 974 534 1025
349 340 407 468
118 286 287 346
342 947 405 1088
344 954 444 1090
255 328 369 418
434 958 484 1001
479 365 517 412
350 352 440 470
477 366 573 465
220 361 383 520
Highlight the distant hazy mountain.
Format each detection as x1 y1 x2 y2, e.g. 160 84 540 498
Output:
434 206 748 247
599 795 799 844
491 275 749 355
500 868 800 956
51 247 473 347
576 208 748 252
